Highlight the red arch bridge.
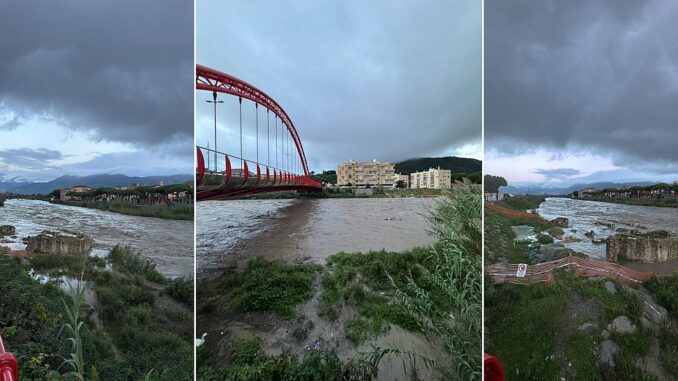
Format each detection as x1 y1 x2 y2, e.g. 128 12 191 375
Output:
195 64 322 201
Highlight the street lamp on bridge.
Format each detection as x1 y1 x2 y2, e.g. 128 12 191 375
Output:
206 91 223 170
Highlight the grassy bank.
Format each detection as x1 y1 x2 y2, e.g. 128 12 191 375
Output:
485 195 678 379
486 270 678 380
495 195 547 211
588 197 678 208
198 186 482 380
485 195 557 264
59 200 193 220
1 246 193 380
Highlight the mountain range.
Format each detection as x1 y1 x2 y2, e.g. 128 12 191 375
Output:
0 174 193 195
500 181 655 196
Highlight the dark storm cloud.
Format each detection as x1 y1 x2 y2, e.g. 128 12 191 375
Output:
486 0 678 169
197 0 481 170
0 148 63 170
0 0 193 150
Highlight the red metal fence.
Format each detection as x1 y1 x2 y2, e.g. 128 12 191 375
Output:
0 335 18 381
485 255 657 286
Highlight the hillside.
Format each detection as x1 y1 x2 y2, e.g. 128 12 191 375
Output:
394 156 482 175
3 173 193 195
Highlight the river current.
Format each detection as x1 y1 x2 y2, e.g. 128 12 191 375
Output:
536 197 678 258
196 197 441 277
0 199 193 278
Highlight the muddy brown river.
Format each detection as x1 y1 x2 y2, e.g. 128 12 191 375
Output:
0 199 193 278
196 197 441 278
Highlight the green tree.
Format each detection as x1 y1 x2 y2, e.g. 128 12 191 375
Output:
484 174 507 193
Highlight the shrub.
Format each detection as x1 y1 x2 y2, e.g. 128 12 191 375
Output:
222 257 321 319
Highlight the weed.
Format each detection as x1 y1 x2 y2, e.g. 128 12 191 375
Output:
222 257 321 319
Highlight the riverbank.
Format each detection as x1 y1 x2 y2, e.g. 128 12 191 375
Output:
0 245 193 380
197 186 482 380
234 187 444 200
53 200 194 220
0 199 193 278
587 197 678 208
485 195 678 379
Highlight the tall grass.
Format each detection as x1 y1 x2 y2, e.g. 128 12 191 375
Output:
60 274 91 380
373 185 482 380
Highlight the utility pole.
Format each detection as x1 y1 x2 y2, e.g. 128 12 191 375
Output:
206 91 223 170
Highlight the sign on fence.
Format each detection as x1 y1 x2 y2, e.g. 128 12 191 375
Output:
516 263 528 278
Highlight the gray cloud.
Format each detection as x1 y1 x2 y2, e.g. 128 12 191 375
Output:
486 0 678 172
533 168 580 181
197 0 481 171
0 148 63 170
0 0 193 151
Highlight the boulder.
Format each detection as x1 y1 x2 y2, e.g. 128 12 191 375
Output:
622 286 668 328
25 230 93 256
597 340 618 368
606 230 678 263
604 281 617 295
533 243 571 262
607 316 636 334
562 236 583 243
595 221 615 229
550 217 569 227
548 227 565 239
0 225 15 236
578 323 597 333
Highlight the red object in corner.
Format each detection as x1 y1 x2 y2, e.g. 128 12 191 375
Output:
0 335 18 381
484 353 504 381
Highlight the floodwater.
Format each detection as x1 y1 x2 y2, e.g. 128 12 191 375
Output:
0 199 193 278
196 197 440 278
536 197 678 259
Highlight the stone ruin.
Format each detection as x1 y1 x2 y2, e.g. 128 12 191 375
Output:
0 225 16 236
25 230 93 256
606 230 678 263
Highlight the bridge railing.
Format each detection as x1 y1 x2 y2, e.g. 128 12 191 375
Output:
196 146 320 189
0 335 18 381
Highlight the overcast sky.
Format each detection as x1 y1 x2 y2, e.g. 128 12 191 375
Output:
485 0 678 186
0 0 193 182
196 0 481 173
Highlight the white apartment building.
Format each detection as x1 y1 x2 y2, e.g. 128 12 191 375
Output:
410 167 452 189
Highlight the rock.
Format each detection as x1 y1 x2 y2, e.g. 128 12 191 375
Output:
25 230 93 256
607 316 636 334
534 243 570 262
606 230 678 263
585 230 594 238
595 221 615 229
0 225 15 236
550 217 569 227
562 236 583 243
622 286 668 328
548 227 565 239
578 323 597 333
597 340 619 368
592 237 606 244
604 281 617 294
616 228 630 234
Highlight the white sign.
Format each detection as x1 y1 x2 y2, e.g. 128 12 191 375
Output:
516 263 528 278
